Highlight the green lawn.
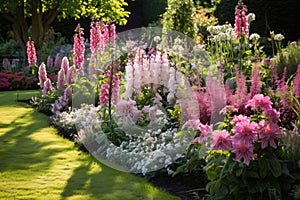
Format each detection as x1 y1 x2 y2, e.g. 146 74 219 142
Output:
0 90 179 200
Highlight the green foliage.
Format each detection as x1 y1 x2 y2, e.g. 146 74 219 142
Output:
276 41 300 79
0 39 22 59
162 0 196 37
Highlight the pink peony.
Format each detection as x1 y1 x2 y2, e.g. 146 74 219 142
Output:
231 114 250 125
259 123 281 149
232 141 257 165
233 119 258 145
246 94 272 112
211 130 232 151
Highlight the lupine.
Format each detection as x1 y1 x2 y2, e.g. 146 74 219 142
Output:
54 53 61 70
66 67 76 85
234 0 248 38
2 58 10 70
43 78 53 96
26 37 37 66
61 56 69 74
57 69 65 90
38 63 47 88
73 24 85 71
47 56 53 69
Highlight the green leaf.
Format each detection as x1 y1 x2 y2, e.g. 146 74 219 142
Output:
258 157 270 178
269 157 282 178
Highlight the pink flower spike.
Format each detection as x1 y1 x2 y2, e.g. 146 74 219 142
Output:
232 141 257 165
38 63 47 88
26 37 37 66
57 69 65 90
211 130 232 151
61 56 69 73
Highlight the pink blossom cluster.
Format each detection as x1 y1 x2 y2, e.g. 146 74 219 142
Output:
234 0 248 38
90 19 116 54
190 94 281 166
26 38 37 66
2 58 10 70
115 100 143 126
51 87 72 115
73 24 85 71
99 70 120 107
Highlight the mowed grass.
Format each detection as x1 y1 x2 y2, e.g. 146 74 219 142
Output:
0 90 179 200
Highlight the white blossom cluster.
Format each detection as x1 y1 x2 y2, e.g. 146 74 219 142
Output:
101 127 190 175
207 24 235 42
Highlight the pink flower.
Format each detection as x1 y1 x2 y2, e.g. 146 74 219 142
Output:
99 82 109 106
66 67 76 85
231 114 250 125
38 63 47 88
112 75 120 105
43 78 53 96
182 119 200 130
246 94 272 111
234 1 248 38
47 56 53 69
263 109 280 123
61 56 69 73
233 119 258 144
109 23 116 46
2 58 10 70
211 130 232 151
73 24 85 71
249 63 261 98
54 53 61 70
232 141 257 165
26 38 37 66
64 86 72 99
193 123 213 143
90 19 101 53
57 69 65 90
259 123 281 149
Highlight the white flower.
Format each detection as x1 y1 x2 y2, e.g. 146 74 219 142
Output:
274 33 285 41
247 13 256 23
249 33 260 42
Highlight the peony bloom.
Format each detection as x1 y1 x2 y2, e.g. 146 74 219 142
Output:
231 114 250 125
246 94 273 112
38 63 47 88
233 119 258 145
259 123 281 149
211 130 232 151
232 141 257 165
26 37 37 66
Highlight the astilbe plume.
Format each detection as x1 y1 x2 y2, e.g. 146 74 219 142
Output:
234 0 248 38
73 24 85 71
26 37 37 66
249 63 261 98
38 63 47 88
293 64 300 98
232 66 249 111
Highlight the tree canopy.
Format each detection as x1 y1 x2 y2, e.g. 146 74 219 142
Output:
0 0 130 61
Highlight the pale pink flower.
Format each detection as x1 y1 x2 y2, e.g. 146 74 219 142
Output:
64 86 72 99
112 75 120 105
193 123 213 144
54 53 61 70
61 56 69 73
38 63 47 88
211 130 232 151
232 141 257 165
47 56 53 69
26 37 37 66
233 119 258 144
231 114 250 125
182 119 200 130
259 123 281 149
66 67 76 85
2 58 10 70
43 78 53 96
246 94 273 111
57 69 65 90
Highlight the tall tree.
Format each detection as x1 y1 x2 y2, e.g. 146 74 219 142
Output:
0 0 129 61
